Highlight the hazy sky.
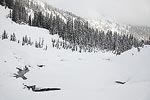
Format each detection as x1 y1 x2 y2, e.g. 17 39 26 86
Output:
42 0 150 26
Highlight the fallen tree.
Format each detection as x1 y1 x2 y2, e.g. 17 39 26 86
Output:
115 81 126 84
23 84 61 92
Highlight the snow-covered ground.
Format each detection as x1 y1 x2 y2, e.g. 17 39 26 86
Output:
0 5 150 100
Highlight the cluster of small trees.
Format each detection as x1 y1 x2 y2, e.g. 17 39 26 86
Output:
10 33 16 41
22 35 47 49
0 30 47 50
1 0 150 54
21 35 46 49
35 38 44 48
1 30 17 42
22 35 33 46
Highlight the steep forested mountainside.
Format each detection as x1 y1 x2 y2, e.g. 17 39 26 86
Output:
0 0 150 54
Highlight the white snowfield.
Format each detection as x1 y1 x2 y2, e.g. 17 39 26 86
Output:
0 6 150 100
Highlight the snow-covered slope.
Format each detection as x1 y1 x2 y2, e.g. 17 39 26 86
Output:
1 36 150 100
88 18 150 40
25 0 84 24
88 18 130 34
0 5 150 100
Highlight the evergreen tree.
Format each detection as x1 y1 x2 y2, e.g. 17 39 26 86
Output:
28 15 32 26
9 10 12 18
12 1 20 22
2 30 8 40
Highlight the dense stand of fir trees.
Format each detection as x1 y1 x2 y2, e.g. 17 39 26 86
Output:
0 0 14 9
1 0 150 54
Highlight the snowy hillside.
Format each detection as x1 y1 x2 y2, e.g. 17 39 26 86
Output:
88 18 130 34
1 35 150 100
0 5 150 100
88 18 150 40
